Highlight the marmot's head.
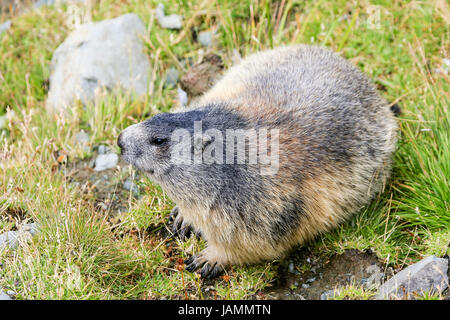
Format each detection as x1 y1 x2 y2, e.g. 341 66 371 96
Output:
118 110 203 181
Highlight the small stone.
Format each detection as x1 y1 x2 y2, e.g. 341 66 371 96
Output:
232 49 242 65
288 262 295 273
21 223 39 236
177 87 188 107
0 20 11 36
0 115 7 129
376 256 449 300
98 145 110 154
0 291 12 300
75 131 90 152
6 290 16 296
123 178 139 194
301 283 309 289
94 153 118 171
364 272 384 290
0 231 20 250
198 31 212 47
366 264 381 274
155 4 182 30
320 289 337 300
306 277 316 283
164 67 179 87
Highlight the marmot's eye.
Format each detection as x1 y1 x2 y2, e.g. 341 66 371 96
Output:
150 137 167 146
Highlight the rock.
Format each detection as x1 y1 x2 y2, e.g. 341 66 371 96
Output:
6 290 16 296
21 223 39 236
364 272 384 290
74 130 90 152
0 20 11 36
0 290 12 300
34 0 87 9
198 31 212 47
46 14 150 112
177 87 188 107
164 67 179 87
0 115 6 129
288 261 295 273
123 178 139 194
155 4 182 29
94 153 118 171
180 54 224 98
0 231 20 250
376 256 449 299
0 230 32 250
320 289 337 300
366 264 381 274
97 145 110 155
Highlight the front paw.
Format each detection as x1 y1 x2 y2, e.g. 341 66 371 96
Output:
169 206 197 240
184 249 224 279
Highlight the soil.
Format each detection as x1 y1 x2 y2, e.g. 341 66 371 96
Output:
266 248 387 300
65 152 139 217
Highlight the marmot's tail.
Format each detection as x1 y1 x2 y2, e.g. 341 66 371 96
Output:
390 103 401 116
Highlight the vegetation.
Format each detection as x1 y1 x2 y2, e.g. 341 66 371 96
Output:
0 0 448 299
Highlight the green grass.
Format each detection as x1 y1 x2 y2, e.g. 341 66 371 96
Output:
0 0 449 299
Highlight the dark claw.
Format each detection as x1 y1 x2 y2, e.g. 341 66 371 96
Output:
185 262 197 272
207 265 221 279
179 224 192 240
184 256 194 266
200 262 213 278
169 206 179 222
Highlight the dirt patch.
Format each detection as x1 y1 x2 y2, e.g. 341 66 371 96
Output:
266 248 387 300
65 153 140 217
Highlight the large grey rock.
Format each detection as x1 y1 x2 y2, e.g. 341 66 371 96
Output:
46 14 150 112
376 256 449 299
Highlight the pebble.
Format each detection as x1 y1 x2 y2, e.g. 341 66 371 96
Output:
164 67 179 87
155 4 182 29
320 289 337 300
0 20 11 36
0 290 12 300
198 31 212 47
288 261 295 273
98 145 110 154
0 115 7 130
177 87 188 107
94 153 118 171
123 178 139 194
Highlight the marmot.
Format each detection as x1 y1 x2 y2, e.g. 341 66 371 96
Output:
118 45 398 278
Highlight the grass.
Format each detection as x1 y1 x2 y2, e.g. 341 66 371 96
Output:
0 0 448 299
